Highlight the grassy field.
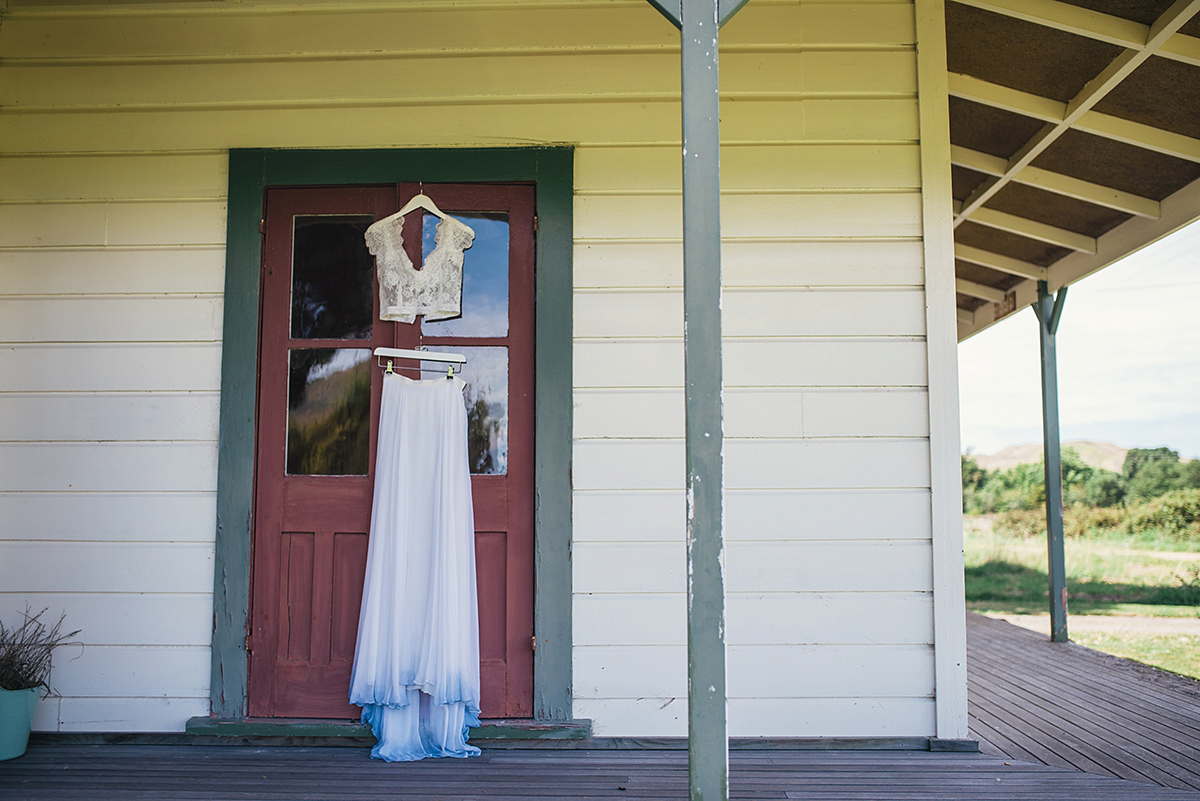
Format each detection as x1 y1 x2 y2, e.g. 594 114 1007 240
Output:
964 515 1200 679
1070 631 1200 679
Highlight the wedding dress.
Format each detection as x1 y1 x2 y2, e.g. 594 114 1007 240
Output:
349 373 481 761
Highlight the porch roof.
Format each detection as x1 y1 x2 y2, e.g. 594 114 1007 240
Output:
949 0 1200 339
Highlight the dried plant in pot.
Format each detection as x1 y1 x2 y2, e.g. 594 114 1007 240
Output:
0 608 80 761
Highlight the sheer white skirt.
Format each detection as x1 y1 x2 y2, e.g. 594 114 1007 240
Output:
349 373 481 761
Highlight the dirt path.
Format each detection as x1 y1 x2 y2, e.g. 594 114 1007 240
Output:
994 613 1200 635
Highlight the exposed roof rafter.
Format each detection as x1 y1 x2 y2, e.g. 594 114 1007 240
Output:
952 0 1200 231
950 0 1200 337
950 145 1161 218
955 243 1048 280
958 179 1200 338
950 74 1200 163
1074 113 1200 162
1015 165 1161 219
954 0 1200 67
956 277 1008 302
970 207 1097 252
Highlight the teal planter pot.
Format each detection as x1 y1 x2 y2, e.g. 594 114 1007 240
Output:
0 687 40 761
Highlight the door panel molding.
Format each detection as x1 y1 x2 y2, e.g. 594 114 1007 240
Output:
213 148 574 721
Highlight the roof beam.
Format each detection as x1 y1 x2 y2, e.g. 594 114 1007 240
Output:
950 145 1007 175
970 207 1097 252
953 0 1200 68
957 307 977 324
958 172 1200 341
952 0 1200 226
951 145 1161 218
955 242 1048 280
1075 112 1200 163
948 75 1200 163
1160 32 1200 67
949 73 1064 122
1016 165 1161 219
954 0 1146 46
956 277 1008 302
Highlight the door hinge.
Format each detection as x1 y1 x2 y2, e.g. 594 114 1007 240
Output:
259 218 266 235
245 634 253 653
532 215 538 233
531 635 537 653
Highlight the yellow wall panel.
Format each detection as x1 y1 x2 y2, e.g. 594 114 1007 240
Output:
573 240 925 289
0 201 225 247
0 2 911 61
574 192 921 240
2 51 913 111
0 99 918 154
0 4 677 60
0 248 225 295
0 154 228 201
575 144 921 192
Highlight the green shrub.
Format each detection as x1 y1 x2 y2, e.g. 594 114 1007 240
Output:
1065 505 1126 538
1120 488 1200 540
994 505 1131 540
1083 471 1126 507
993 509 1046 538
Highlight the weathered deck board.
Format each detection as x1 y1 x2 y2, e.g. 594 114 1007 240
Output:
970 639 1200 751
970 625 1200 737
972 647 1200 777
4 613 1200 798
967 612 1200 792
4 745 1200 800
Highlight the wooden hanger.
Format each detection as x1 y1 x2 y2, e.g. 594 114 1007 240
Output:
374 346 466 379
395 191 449 220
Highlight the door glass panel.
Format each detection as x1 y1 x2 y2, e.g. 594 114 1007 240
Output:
427 347 508 475
291 215 375 340
287 348 371 475
421 213 509 338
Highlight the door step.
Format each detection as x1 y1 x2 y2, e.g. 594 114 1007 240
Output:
184 716 592 744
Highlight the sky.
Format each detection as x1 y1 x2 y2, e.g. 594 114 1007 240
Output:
957 218 1200 461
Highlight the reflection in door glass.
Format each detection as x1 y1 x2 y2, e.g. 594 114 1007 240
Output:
421 213 509 338
426 347 508 475
291 216 375 340
287 349 371 475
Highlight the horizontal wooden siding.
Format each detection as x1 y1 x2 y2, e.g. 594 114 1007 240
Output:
0 0 931 736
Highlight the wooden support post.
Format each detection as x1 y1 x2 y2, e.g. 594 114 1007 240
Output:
646 0 746 798
1033 280 1069 643
681 1 727 798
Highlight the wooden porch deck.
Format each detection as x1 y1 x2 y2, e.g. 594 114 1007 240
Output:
4 613 1200 799
968 612 1200 792
5 744 1200 800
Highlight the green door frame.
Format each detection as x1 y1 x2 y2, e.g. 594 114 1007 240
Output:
209 147 574 722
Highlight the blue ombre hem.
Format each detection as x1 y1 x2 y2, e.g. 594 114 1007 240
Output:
359 689 481 762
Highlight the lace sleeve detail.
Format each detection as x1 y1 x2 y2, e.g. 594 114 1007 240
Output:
365 217 416 324
364 213 475 324
420 218 476 322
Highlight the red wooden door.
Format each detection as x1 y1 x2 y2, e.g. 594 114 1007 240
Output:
248 183 535 720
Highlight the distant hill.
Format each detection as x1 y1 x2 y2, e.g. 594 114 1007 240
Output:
969 441 1129 473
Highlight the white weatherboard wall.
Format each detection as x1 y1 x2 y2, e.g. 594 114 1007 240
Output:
570 5 935 737
0 157 226 730
0 0 950 736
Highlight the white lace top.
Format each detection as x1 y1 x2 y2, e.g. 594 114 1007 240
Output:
365 214 475 324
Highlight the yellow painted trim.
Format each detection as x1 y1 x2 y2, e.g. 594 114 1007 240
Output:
915 0 969 741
